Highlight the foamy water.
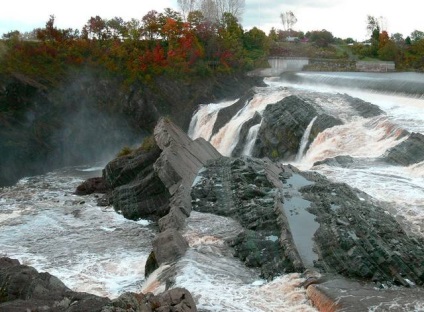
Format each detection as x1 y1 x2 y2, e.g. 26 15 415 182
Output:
175 211 317 312
189 72 424 238
0 166 154 298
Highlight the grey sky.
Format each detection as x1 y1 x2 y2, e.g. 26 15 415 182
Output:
1 0 422 40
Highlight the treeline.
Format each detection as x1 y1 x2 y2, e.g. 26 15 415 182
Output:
0 9 270 85
350 29 424 70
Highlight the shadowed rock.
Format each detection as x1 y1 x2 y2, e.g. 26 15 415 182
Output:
383 132 424 166
0 257 198 312
252 95 342 160
231 112 262 157
75 177 109 195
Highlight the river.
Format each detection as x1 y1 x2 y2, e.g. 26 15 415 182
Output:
1 72 423 311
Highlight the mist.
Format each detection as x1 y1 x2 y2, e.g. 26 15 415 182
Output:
0 68 147 187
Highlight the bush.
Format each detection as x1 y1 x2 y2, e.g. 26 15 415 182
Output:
116 145 133 157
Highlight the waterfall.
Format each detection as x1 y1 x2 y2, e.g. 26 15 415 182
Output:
295 116 317 162
188 99 238 141
242 123 261 156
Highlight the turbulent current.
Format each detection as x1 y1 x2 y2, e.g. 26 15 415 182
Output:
189 72 424 238
1 72 424 311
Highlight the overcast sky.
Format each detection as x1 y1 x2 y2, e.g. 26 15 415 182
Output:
1 0 422 41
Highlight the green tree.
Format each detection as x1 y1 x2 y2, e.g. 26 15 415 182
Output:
410 30 424 42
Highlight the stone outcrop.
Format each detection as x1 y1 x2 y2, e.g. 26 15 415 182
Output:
75 177 109 195
191 157 296 279
0 257 197 312
0 257 110 311
252 95 342 160
211 89 255 137
190 156 424 287
341 94 385 118
231 111 262 157
383 132 424 166
103 143 171 220
305 275 424 312
153 118 221 230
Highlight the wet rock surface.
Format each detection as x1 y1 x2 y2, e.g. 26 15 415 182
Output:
252 95 342 160
211 89 255 137
103 144 170 221
191 157 301 278
191 156 424 287
383 132 424 166
231 111 262 157
74 177 109 195
0 257 197 312
284 165 424 287
305 275 424 312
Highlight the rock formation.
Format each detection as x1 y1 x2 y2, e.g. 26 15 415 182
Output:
0 257 197 312
383 132 424 166
252 95 342 160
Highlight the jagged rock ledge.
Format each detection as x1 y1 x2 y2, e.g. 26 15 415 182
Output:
0 257 197 312
70 118 424 311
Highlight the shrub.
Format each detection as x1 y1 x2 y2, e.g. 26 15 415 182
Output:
116 145 133 157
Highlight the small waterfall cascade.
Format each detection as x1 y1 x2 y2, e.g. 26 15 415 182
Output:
188 99 238 141
295 116 317 162
242 123 261 156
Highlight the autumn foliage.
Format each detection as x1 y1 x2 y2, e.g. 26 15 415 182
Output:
0 10 270 85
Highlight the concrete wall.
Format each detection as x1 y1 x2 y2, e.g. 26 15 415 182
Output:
356 61 395 72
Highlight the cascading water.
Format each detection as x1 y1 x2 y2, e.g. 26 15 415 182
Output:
189 72 424 237
295 116 317 162
3 71 424 310
0 166 154 298
242 123 261 156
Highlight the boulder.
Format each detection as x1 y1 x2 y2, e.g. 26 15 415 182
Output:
231 111 262 157
341 94 385 118
252 95 342 160
0 257 198 312
75 177 109 195
0 257 110 311
383 132 424 166
152 229 189 266
211 89 255 137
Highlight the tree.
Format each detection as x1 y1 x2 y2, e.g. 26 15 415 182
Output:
366 15 380 36
378 40 398 61
177 0 197 20
391 33 404 45
196 0 245 22
280 11 297 33
83 16 108 40
379 30 389 49
410 30 424 42
107 17 128 40
2 30 20 40
306 29 334 47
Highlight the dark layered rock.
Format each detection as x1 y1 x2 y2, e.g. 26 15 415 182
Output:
191 157 298 278
211 89 255 137
313 155 355 168
341 94 385 118
190 155 424 286
282 166 424 287
0 257 110 311
153 118 221 230
252 95 342 160
231 112 262 157
103 143 171 220
75 177 109 195
383 132 424 166
305 275 424 312
0 257 197 312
